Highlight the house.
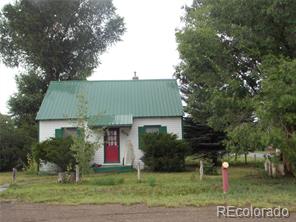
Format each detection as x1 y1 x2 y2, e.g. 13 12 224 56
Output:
36 78 183 169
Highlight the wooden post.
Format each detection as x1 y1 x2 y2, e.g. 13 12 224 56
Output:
264 160 268 172
137 162 141 182
199 160 204 180
75 164 80 183
12 168 17 183
254 154 256 162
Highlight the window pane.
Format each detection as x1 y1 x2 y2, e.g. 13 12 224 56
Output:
145 127 160 133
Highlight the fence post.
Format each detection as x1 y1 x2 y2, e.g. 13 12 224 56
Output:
137 162 141 182
199 160 204 180
12 168 17 183
75 164 80 183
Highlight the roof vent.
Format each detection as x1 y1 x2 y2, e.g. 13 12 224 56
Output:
132 71 139 80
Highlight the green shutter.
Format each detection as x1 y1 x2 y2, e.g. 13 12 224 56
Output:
159 126 167 134
76 128 82 138
138 126 145 149
55 128 64 139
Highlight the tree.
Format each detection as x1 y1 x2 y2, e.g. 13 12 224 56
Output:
0 114 34 171
0 0 125 83
2 0 125 121
225 123 263 163
8 69 46 123
176 0 296 160
257 57 296 174
183 117 225 165
70 94 102 177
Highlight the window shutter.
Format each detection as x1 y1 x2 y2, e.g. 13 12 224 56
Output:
76 128 82 138
55 128 64 139
159 126 167 134
138 126 145 149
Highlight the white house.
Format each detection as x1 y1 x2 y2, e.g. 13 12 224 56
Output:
36 78 183 169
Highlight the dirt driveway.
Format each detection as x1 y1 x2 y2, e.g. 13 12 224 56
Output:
0 202 294 222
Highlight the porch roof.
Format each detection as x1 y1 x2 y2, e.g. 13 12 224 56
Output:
87 114 133 127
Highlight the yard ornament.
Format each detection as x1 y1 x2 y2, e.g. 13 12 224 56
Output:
222 162 229 193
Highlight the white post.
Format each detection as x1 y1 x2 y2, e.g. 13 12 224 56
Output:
199 160 204 180
12 168 17 183
75 164 80 183
264 160 268 172
137 162 141 182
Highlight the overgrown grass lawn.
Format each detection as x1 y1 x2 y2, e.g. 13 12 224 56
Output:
0 167 295 210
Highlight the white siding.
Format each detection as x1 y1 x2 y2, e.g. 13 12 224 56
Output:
38 117 182 168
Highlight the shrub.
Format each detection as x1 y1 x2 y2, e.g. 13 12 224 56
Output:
147 176 156 187
32 137 75 172
141 133 187 172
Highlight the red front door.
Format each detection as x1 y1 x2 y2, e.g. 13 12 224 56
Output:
105 128 120 163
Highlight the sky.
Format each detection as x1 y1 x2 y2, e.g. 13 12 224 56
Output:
0 0 192 114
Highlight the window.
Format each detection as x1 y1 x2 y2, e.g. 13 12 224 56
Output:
145 126 160 133
63 128 78 138
138 125 167 149
55 127 78 139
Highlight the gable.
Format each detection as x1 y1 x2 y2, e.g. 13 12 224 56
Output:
36 79 183 120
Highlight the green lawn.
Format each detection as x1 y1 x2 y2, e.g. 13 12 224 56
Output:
0 166 296 210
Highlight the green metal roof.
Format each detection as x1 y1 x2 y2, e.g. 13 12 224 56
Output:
36 79 183 122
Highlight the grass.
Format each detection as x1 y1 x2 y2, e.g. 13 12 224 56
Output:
1 166 296 210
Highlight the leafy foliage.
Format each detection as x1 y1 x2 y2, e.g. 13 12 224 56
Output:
8 70 46 123
257 57 296 173
32 137 75 172
183 117 225 165
141 133 187 172
0 114 36 171
70 94 102 176
176 0 296 167
225 123 263 162
0 0 125 82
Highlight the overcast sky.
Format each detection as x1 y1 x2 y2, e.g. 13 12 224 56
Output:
0 0 192 114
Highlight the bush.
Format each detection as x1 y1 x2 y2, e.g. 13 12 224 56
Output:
141 133 187 172
32 137 75 172
147 176 156 187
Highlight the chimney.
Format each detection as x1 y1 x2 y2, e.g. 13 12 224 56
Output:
132 71 139 80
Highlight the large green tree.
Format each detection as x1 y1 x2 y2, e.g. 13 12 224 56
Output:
176 0 296 164
8 69 46 123
0 114 35 171
257 57 296 173
0 0 125 83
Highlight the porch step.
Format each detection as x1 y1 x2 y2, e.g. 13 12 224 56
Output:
93 165 134 173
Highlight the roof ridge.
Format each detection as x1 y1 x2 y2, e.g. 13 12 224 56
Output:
50 79 176 83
